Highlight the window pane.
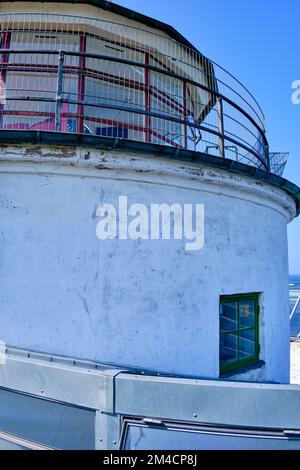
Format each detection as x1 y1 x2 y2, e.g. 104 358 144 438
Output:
239 329 255 360
220 302 237 332
239 300 255 329
0 388 95 449
123 423 300 450
220 333 237 364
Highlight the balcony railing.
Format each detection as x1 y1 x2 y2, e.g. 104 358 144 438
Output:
0 12 282 175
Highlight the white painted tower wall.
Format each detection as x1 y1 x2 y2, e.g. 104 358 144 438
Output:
0 145 295 383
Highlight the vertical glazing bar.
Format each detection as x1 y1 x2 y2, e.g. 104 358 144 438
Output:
217 95 225 159
144 52 151 143
77 34 86 134
183 80 188 149
0 31 12 129
55 50 64 132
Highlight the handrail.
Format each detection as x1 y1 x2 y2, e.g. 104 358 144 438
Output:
0 48 270 171
0 11 266 130
209 58 265 129
4 93 267 169
0 48 268 143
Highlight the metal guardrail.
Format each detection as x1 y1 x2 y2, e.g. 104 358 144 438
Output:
290 296 300 322
290 278 300 338
0 13 274 172
269 152 289 177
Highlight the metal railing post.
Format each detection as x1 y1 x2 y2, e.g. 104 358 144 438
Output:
290 295 300 321
55 51 64 132
0 31 12 129
265 143 271 172
144 52 151 143
217 95 225 159
183 80 188 150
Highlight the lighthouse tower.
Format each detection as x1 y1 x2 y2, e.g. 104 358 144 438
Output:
0 0 299 388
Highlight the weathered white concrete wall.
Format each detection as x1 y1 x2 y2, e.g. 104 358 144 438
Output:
0 144 296 383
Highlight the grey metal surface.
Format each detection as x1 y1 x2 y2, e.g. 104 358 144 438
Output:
115 374 300 431
95 411 120 450
0 348 125 449
1 348 300 449
0 429 52 450
0 389 93 449
0 348 124 412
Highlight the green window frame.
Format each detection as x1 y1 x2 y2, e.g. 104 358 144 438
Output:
220 293 260 374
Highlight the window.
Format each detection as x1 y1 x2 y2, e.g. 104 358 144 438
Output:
0 388 95 449
220 293 260 373
120 419 300 450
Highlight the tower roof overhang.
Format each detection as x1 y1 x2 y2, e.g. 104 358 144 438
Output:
0 0 200 52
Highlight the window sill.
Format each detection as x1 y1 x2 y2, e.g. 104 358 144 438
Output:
220 360 265 380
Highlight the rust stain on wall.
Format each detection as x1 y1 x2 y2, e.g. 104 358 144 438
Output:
24 146 76 159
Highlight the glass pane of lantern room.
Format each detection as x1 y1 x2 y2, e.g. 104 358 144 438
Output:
4 49 55 129
3 31 80 131
220 333 238 365
84 37 145 138
9 31 80 63
4 70 56 130
150 68 183 117
86 36 145 83
239 329 255 360
220 302 237 332
239 300 255 329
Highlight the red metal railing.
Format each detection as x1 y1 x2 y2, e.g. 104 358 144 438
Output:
0 13 272 171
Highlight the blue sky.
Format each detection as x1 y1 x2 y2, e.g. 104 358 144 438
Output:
116 0 300 273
